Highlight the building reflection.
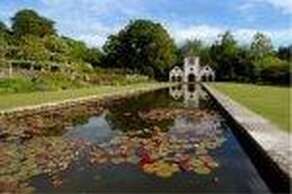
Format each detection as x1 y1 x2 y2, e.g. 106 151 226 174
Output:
169 84 208 108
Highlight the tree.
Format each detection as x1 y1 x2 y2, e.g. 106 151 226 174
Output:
0 21 12 45
17 35 49 62
103 19 177 78
83 47 103 67
250 32 273 59
12 9 56 37
278 45 291 61
63 37 88 62
0 21 12 65
210 31 238 80
0 21 9 34
255 55 290 84
42 35 71 63
43 35 68 54
180 39 203 56
234 47 259 82
180 39 212 65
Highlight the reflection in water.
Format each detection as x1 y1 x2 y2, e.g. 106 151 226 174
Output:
169 84 208 108
0 88 270 194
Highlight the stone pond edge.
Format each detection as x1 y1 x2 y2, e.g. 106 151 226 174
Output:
202 83 291 192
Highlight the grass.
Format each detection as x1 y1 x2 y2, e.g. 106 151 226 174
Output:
0 70 151 94
0 82 170 111
211 82 291 132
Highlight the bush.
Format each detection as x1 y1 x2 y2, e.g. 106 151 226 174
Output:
32 72 87 91
0 77 36 93
254 56 291 84
261 61 290 84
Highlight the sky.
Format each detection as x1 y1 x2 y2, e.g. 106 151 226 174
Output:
0 0 291 48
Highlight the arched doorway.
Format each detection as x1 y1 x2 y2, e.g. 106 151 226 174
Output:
188 73 196 82
171 76 176 82
201 75 208 82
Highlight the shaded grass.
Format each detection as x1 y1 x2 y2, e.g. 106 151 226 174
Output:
0 82 169 111
211 82 291 132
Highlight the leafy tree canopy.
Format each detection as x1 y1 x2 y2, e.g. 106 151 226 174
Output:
0 21 9 33
84 48 103 67
210 31 238 80
0 20 12 46
43 35 69 54
17 35 49 62
180 39 203 56
277 45 291 61
251 32 273 58
12 9 56 37
103 19 177 77
180 39 211 65
62 37 88 61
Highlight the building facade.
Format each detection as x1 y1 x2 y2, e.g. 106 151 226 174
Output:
169 56 215 82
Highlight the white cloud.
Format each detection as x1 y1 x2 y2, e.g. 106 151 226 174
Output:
38 0 147 47
37 0 291 47
63 22 122 48
77 34 106 48
75 23 292 48
170 25 223 45
261 0 292 14
240 0 292 14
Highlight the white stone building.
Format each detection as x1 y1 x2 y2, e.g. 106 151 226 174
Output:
169 56 215 82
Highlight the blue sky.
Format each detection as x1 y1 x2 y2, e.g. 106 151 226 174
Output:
0 0 291 47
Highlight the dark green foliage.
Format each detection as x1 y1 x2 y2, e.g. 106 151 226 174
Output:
232 47 258 82
62 37 88 61
0 21 9 34
254 56 291 84
0 21 12 46
12 9 56 37
181 39 203 56
180 39 211 65
0 77 37 93
209 31 238 80
83 48 103 66
277 45 291 61
103 19 177 78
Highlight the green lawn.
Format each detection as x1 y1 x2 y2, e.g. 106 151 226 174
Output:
211 83 291 132
0 82 169 111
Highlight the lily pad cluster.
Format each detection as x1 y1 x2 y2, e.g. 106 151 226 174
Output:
0 143 36 194
88 124 225 178
0 137 80 193
139 108 214 123
0 104 226 192
0 104 104 140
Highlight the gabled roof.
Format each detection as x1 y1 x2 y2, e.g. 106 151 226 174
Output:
201 65 214 72
170 66 183 73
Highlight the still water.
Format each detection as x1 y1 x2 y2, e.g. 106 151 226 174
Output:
0 84 270 194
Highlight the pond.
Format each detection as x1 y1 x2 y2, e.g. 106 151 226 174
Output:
0 84 270 194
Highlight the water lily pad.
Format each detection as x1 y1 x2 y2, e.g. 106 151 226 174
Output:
142 161 179 178
193 166 211 175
